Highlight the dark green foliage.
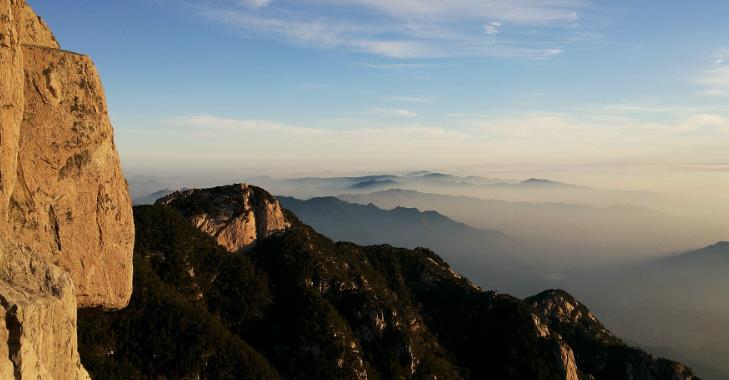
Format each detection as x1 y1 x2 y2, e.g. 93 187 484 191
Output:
78 206 278 380
360 245 563 380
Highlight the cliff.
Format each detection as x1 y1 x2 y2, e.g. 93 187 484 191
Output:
158 184 291 253
0 1 134 378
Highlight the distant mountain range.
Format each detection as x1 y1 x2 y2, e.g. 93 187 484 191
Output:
133 188 174 205
278 196 539 292
134 183 723 270
252 171 673 209
127 171 677 210
337 189 723 268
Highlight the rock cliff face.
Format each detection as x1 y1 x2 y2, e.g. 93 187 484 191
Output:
0 1 134 378
158 184 291 253
0 240 89 379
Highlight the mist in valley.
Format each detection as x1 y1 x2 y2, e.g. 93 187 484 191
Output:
129 167 729 379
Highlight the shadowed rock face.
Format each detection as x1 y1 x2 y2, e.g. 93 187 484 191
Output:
158 184 291 253
0 1 134 378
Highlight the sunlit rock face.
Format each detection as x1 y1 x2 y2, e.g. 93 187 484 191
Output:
0 240 90 380
158 183 291 253
0 0 134 378
1 0 134 311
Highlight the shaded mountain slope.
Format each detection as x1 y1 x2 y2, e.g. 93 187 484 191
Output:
277 196 508 248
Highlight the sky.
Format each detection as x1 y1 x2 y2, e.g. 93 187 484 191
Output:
29 0 729 187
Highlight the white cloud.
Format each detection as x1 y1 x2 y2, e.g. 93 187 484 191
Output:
369 108 419 117
681 113 729 133
318 0 583 25
715 48 729 65
119 110 729 174
240 0 271 8
387 96 432 103
686 113 725 126
697 67 729 96
192 0 587 59
483 22 502 35
356 62 439 70
696 48 729 96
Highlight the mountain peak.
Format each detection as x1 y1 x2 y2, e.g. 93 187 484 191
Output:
675 240 729 260
158 184 291 253
527 289 616 343
711 241 729 248
526 289 698 380
521 178 564 186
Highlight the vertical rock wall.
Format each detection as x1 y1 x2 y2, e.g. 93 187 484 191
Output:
0 1 134 378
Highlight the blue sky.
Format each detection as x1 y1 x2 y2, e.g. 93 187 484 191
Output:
30 0 729 178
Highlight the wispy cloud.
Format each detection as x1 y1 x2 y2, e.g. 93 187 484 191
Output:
483 22 502 35
190 0 590 59
239 0 271 8
155 111 729 170
356 62 439 70
696 48 729 96
318 0 583 25
387 96 432 103
368 108 419 117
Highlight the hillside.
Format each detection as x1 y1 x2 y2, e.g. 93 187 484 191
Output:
281 194 728 379
78 185 699 379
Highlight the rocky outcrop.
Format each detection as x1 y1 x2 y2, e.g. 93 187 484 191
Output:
527 289 699 380
0 1 134 378
158 184 291 253
530 289 616 344
0 239 89 379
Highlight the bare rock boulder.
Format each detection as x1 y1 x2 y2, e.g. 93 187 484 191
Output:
0 239 90 379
